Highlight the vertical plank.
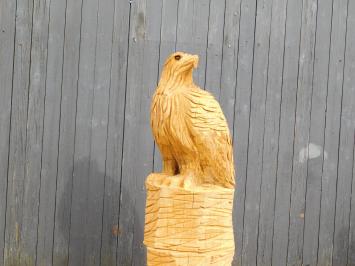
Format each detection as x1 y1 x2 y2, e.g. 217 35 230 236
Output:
271 0 302 264
100 0 130 265
219 0 241 134
348 144 355 265
21 0 51 263
193 0 210 88
35 0 67 265
153 0 179 173
82 0 115 264
157 0 178 72
349 138 355 265
116 1 142 263
232 0 257 264
0 0 16 263
287 0 317 264
117 0 162 264
4 0 34 263
204 0 225 98
241 0 272 264
175 0 194 53
219 0 242 261
257 0 287 264
333 0 353 263
67 0 99 263
52 0 83 264
175 0 193 60
347 3 355 260
317 0 348 264
301 0 333 264
133 3 163 264
176 0 209 87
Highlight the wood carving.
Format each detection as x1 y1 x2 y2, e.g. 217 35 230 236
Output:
144 52 236 265
151 52 235 188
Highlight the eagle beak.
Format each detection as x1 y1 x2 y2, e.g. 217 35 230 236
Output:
192 55 199 69
184 54 199 69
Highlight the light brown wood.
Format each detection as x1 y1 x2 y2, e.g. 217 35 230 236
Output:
144 52 235 265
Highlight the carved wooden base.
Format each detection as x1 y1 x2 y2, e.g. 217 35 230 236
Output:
144 174 235 266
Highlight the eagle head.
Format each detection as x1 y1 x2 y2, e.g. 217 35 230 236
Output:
158 52 199 90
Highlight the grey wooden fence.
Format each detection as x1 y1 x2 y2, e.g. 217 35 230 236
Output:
0 0 354 265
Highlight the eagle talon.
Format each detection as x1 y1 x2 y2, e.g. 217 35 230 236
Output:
160 175 181 187
147 173 169 186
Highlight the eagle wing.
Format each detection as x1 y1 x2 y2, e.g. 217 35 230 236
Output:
178 88 235 188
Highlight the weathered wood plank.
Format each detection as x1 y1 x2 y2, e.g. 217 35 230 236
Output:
68 0 100 263
219 1 242 262
100 0 130 265
51 0 83 264
0 0 16 263
193 0 210 88
117 0 162 264
116 2 142 264
287 0 317 264
176 0 209 87
219 0 241 134
317 0 348 264
349 137 355 265
158 0 178 72
333 0 354 263
81 0 115 264
301 0 333 264
232 0 257 264
153 0 179 173
257 0 287 264
271 0 303 264
204 0 225 98
242 0 273 264
347 3 355 260
35 0 66 264
133 1 163 265
4 0 34 264
20 0 51 264
175 0 193 57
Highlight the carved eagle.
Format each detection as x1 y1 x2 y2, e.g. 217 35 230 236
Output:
151 52 235 188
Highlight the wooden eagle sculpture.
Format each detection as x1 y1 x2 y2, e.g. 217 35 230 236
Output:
150 52 235 189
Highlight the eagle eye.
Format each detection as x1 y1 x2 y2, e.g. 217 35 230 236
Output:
174 55 181 60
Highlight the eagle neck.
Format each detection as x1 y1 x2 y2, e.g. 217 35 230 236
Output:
157 70 194 93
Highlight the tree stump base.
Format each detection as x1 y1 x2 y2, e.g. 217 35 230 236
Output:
144 174 235 266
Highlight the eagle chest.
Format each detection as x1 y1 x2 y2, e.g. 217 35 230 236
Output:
151 93 180 146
